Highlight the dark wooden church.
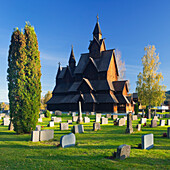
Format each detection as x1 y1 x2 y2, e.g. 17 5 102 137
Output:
47 19 135 113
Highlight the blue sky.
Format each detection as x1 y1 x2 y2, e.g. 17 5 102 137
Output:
0 0 170 102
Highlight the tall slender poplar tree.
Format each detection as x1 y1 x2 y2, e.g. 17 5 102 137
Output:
7 23 41 134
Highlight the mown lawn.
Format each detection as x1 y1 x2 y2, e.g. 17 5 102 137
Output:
0 114 170 170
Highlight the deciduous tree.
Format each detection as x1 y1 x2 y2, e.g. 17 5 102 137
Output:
136 45 166 107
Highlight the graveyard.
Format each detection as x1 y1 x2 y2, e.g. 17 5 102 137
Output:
0 113 170 169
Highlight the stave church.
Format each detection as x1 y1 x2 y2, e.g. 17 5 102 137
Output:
47 17 135 113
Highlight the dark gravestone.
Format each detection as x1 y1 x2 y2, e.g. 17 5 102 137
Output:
55 110 62 116
60 133 76 148
165 114 170 118
8 121 14 131
167 127 170 139
77 101 83 123
125 113 133 134
116 144 131 160
73 124 84 134
93 122 100 131
60 123 68 130
142 134 154 149
151 119 157 128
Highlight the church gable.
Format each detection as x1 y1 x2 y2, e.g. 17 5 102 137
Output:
63 67 74 83
89 38 100 59
83 57 98 80
78 78 93 93
107 53 118 81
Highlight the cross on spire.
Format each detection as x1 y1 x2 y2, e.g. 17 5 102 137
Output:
58 62 61 67
97 14 99 23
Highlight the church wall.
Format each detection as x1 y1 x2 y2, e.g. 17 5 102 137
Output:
107 55 118 81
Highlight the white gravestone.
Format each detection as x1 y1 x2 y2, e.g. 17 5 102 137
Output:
142 133 154 149
60 123 68 130
49 121 54 127
39 130 54 141
101 117 108 124
3 118 10 126
84 117 90 123
140 118 147 124
159 120 165 126
38 118 42 122
96 113 101 123
60 133 76 148
31 131 40 142
167 119 170 126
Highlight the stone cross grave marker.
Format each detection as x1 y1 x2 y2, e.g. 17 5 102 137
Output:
125 113 133 134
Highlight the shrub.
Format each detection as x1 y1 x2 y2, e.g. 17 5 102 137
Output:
44 110 51 118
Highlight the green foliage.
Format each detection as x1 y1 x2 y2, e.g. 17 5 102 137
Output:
44 110 51 118
134 103 139 115
7 23 41 134
136 45 166 107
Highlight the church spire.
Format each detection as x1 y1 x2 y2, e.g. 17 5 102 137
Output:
69 45 76 71
93 14 102 40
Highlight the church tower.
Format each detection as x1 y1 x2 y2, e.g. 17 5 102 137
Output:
89 15 106 59
69 45 76 72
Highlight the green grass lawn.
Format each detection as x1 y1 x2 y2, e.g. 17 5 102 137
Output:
0 115 170 170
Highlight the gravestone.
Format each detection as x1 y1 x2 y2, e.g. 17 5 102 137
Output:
153 116 159 121
151 119 157 128
72 112 76 116
124 116 127 121
101 117 108 124
112 115 118 120
55 110 62 116
72 116 78 122
49 121 54 127
36 125 41 131
96 113 101 122
159 120 165 126
0 113 6 117
93 122 100 131
167 119 170 126
165 114 170 118
73 124 84 134
85 112 89 116
39 130 54 141
67 120 72 124
31 131 40 142
125 113 133 134
140 118 147 124
167 127 170 139
8 121 14 131
38 118 42 122
0 116 1 120
142 109 145 117
136 124 141 131
91 112 95 115
118 118 125 126
115 144 131 160
3 117 10 126
84 117 90 123
106 114 111 118
60 123 68 130
77 101 83 123
132 115 138 120
51 117 62 123
39 114 45 118
142 133 154 149
60 133 76 148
